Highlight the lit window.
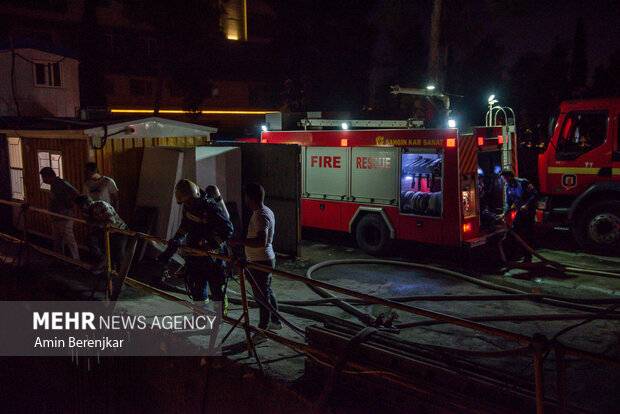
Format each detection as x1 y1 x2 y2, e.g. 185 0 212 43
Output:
38 151 63 190
8 137 24 200
33 62 62 87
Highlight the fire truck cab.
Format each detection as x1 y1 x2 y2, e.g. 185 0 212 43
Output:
263 120 517 255
537 97 620 252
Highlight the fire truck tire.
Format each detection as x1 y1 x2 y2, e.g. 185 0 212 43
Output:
355 214 392 255
574 200 620 253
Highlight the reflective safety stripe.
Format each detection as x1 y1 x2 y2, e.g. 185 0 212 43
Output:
459 136 477 174
548 167 620 175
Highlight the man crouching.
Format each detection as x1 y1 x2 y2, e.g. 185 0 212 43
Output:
75 195 128 274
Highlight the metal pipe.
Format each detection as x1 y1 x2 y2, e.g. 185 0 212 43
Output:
104 226 112 278
4 203 619 371
238 267 254 356
28 206 87 224
555 345 567 414
532 334 547 414
395 312 620 329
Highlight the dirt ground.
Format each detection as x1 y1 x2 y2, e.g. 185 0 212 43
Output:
1 228 618 413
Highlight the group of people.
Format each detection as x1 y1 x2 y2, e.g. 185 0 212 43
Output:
155 179 281 340
40 162 122 273
40 165 281 341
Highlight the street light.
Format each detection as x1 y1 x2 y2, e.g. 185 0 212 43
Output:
488 95 499 124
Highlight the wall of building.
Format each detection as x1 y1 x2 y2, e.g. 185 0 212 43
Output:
0 48 80 117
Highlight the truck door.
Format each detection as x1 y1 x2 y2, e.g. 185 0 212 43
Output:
547 110 611 196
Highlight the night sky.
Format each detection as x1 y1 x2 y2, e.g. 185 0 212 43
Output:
485 0 619 78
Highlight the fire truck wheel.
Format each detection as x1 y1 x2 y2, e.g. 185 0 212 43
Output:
355 214 392 255
575 200 620 253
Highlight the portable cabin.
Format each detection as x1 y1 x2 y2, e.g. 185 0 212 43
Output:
0 117 216 245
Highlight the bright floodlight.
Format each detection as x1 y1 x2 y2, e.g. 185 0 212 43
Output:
261 125 268 132
427 85 436 90
448 119 456 128
488 95 495 102
341 122 349 130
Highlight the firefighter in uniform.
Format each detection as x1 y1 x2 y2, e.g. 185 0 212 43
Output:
498 169 538 263
157 179 234 314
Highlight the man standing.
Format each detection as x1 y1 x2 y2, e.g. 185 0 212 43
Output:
39 167 80 261
75 195 128 274
229 183 281 343
157 179 233 314
83 162 119 211
498 169 538 263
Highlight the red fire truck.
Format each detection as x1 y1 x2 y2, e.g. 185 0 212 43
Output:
536 97 620 253
262 118 518 254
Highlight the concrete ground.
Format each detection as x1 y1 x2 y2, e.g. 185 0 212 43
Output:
1 228 618 413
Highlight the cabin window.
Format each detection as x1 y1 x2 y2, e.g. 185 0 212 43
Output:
34 62 62 87
38 151 63 191
8 137 24 200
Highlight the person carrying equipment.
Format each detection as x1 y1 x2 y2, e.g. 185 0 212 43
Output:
157 179 234 314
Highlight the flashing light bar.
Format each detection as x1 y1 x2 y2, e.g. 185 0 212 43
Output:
110 109 279 115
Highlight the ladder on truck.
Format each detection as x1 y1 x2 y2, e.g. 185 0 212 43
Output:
486 102 518 174
299 118 424 130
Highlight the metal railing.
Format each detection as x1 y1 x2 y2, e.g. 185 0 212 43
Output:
1 198 619 414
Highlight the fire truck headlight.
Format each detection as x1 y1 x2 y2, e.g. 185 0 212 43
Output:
448 119 456 128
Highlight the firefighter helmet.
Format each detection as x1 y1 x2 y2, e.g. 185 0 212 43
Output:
174 179 200 204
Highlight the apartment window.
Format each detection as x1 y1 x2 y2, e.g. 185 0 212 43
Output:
129 79 153 96
8 137 24 200
38 151 63 191
34 62 62 87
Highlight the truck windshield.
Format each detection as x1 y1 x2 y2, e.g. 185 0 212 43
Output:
555 111 608 160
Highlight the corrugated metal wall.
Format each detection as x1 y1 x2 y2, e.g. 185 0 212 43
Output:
21 134 208 245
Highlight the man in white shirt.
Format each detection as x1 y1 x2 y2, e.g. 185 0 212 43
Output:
229 183 281 341
83 163 119 211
